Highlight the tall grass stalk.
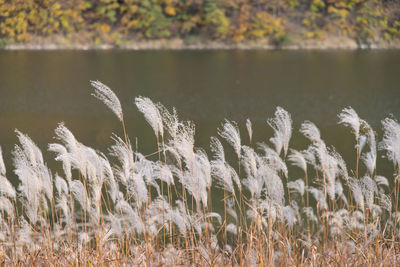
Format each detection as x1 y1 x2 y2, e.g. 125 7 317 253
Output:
1 83 400 266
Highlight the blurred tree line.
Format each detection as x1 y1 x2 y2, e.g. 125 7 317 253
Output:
0 0 398 45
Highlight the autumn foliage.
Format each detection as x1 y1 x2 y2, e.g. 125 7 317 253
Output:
0 0 399 45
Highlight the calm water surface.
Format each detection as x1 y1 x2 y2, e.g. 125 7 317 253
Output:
0 50 399 183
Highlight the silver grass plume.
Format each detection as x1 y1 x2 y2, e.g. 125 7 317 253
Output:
242 176 264 199
13 130 52 224
210 138 242 190
167 209 188 237
152 162 174 186
0 197 14 220
360 175 377 209
257 143 288 178
362 126 377 175
0 146 6 176
303 207 318 222
132 156 150 207
338 107 362 141
227 198 238 222
246 118 253 143
226 223 238 235
380 117 400 168
300 121 321 143
260 166 284 206
335 181 348 206
287 179 305 196
267 107 292 157
173 121 195 167
70 180 91 212
53 123 87 178
349 178 365 210
379 193 392 212
135 96 164 139
283 204 298 228
91 80 123 122
48 143 72 184
218 120 241 159
308 187 328 210
241 145 258 178
211 160 235 194
55 175 69 196
0 175 16 199
210 137 225 162
109 135 134 186
288 149 307 174
136 152 159 195
375 175 389 188
100 154 119 203
195 148 212 189
160 105 180 141
14 129 44 167
115 199 143 234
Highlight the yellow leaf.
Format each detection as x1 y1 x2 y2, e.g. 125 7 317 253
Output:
165 6 176 16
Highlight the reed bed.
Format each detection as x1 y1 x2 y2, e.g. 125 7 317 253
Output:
1 81 400 266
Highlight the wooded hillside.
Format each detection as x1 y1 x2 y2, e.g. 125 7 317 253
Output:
0 0 398 47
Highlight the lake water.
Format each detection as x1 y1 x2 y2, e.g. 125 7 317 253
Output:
0 50 399 183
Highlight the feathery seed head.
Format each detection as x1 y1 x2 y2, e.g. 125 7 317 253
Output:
246 119 253 143
91 80 123 121
135 96 164 139
218 120 241 159
267 107 292 157
338 107 362 141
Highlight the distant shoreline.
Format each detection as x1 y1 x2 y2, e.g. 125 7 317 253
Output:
3 36 400 50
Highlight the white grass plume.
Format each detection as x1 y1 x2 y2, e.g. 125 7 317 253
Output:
246 118 253 143
160 105 180 141
135 96 164 139
300 121 321 143
210 137 225 162
241 145 258 181
288 149 307 174
53 123 87 178
375 175 389 188
91 80 123 121
362 126 377 175
338 107 362 141
0 197 14 219
48 143 72 183
109 135 134 186
55 175 69 196
0 175 16 199
303 207 318 222
379 117 400 168
283 205 298 228
70 180 90 212
287 179 305 196
0 146 6 176
349 178 364 210
360 175 377 209
218 120 241 159
257 143 288 178
14 129 44 167
226 223 238 235
267 107 292 157
211 160 235 194
308 187 328 210
152 162 174 186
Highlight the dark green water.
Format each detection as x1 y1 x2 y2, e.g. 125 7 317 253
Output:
0 50 399 182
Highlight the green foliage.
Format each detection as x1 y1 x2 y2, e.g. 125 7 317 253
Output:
0 0 398 44
204 0 230 38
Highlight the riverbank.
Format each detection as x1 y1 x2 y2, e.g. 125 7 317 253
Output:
3 35 400 50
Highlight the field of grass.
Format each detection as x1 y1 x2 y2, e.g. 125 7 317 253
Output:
0 81 399 266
